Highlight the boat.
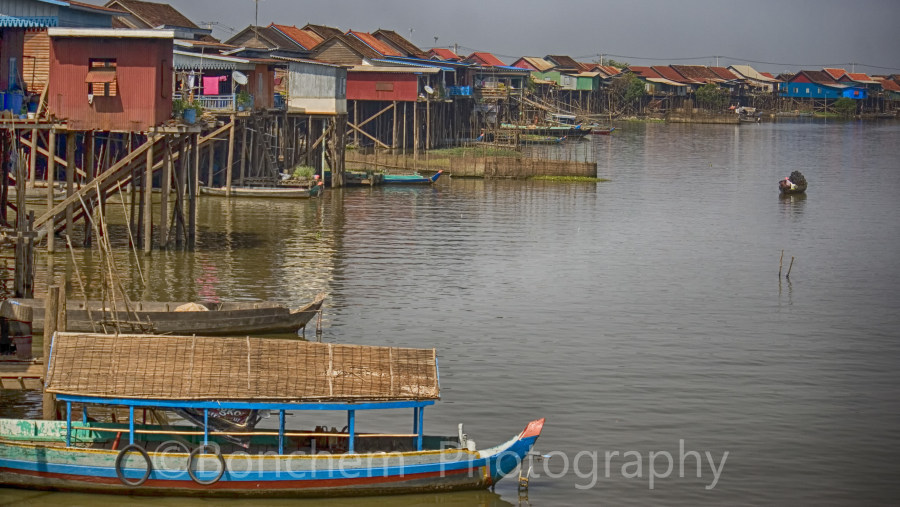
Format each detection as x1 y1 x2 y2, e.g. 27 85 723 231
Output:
200 181 324 198
0 332 545 497
779 170 808 195
0 292 326 336
383 170 443 185
520 135 566 145
500 123 593 137
590 127 615 135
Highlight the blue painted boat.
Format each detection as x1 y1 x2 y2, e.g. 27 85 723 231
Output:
0 332 544 497
383 170 443 185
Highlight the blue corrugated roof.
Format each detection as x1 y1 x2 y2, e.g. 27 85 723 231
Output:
371 59 455 72
490 65 532 72
0 15 59 28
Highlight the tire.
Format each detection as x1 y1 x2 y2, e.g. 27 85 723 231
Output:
187 444 226 485
115 444 152 487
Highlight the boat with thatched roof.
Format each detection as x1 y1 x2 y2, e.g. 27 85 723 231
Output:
0 332 544 497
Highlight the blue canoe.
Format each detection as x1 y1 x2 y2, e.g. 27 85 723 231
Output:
383 170 443 185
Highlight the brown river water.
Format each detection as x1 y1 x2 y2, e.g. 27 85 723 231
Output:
2 119 900 505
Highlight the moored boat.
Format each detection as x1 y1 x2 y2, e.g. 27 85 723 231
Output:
0 293 326 335
590 127 615 135
200 182 323 198
0 332 545 497
383 170 443 184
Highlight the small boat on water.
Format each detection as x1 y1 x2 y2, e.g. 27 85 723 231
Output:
0 332 545 497
0 293 326 335
383 170 443 184
520 135 566 145
500 123 593 137
779 170 808 195
590 127 615 135
200 182 323 198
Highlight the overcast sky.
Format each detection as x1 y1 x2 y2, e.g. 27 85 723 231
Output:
158 0 899 74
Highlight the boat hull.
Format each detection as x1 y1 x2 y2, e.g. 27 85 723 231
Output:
383 171 443 185
0 419 543 498
3 294 325 335
200 184 321 198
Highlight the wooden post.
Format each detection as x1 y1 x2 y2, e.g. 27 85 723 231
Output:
392 101 398 150
413 101 419 166
28 128 38 186
46 129 56 253
65 132 75 239
426 97 431 151
83 131 94 246
403 103 407 158
226 115 235 196
159 136 172 248
353 101 358 147
42 286 60 420
207 141 214 187
143 135 153 252
189 133 199 244
239 119 247 185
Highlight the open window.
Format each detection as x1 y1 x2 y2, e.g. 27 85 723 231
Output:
86 59 117 97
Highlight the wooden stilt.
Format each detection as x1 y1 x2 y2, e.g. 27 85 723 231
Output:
159 136 172 248
46 129 56 253
42 286 60 420
65 132 75 240
28 128 38 186
82 131 94 247
413 101 419 166
239 119 247 185
189 133 198 245
207 140 214 187
392 100 398 150
226 115 235 196
143 135 153 252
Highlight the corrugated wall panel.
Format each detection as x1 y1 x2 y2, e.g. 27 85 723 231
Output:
49 37 172 131
347 72 417 102
23 30 49 94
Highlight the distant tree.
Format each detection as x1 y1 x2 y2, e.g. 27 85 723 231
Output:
831 97 857 118
695 82 730 111
606 59 629 69
608 73 646 114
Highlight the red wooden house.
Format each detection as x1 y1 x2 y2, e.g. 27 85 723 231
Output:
347 66 439 102
47 28 174 132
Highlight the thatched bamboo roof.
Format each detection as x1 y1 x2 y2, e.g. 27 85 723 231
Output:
46 333 439 402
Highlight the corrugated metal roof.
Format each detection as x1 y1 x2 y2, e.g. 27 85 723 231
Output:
173 50 257 70
48 28 174 38
466 52 506 67
545 55 581 70
709 66 740 81
729 65 779 82
347 31 402 57
878 78 900 92
846 73 877 84
350 64 439 74
646 77 687 87
271 56 342 68
106 0 200 30
377 58 456 72
652 66 694 84
428 48 459 60
302 23 343 40
373 29 424 57
515 56 554 72
270 24 323 50
628 66 662 79
823 68 847 80
671 65 723 83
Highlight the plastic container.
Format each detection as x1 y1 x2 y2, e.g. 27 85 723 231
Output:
183 108 197 124
4 92 24 114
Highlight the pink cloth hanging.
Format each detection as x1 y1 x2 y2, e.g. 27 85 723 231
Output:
202 75 227 95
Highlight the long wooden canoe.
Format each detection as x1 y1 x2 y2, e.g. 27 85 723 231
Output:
200 182 323 198
1 293 326 335
383 170 443 185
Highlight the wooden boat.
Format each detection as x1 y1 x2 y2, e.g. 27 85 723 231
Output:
590 127 615 135
520 135 566 145
0 333 545 497
1 293 326 335
500 123 593 137
779 171 808 195
200 181 323 198
383 170 443 184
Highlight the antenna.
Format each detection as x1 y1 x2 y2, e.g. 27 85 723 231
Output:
434 36 439 47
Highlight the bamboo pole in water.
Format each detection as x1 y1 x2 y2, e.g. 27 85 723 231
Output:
43 286 60 420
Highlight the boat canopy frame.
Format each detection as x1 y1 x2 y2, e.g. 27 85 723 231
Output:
56 394 436 455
